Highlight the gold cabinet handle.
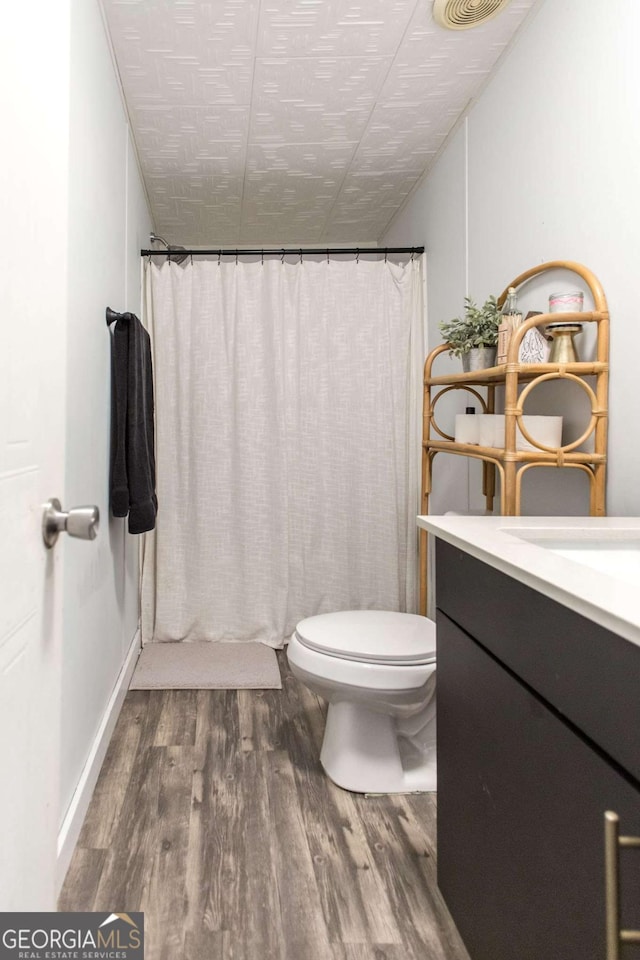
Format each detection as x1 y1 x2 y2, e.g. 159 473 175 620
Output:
605 811 640 960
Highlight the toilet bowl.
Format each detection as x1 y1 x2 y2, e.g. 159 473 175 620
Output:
287 610 437 794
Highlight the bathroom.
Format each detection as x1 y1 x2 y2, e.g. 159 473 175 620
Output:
1 0 639 958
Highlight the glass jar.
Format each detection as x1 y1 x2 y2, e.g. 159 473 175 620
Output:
548 291 584 313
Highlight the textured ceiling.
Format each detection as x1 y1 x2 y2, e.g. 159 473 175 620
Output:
102 0 536 245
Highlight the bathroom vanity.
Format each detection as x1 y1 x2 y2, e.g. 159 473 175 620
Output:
417 516 640 960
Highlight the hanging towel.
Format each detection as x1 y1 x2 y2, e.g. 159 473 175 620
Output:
109 312 157 533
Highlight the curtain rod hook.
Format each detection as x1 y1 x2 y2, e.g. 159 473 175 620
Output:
326 248 329 265
281 248 285 263
235 249 238 265
384 248 388 263
261 248 264 266
299 248 302 264
356 248 360 264
218 250 221 266
410 249 415 261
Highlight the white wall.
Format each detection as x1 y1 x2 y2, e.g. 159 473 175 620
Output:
61 0 151 826
384 0 640 517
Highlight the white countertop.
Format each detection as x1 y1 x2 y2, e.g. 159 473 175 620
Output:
417 515 640 647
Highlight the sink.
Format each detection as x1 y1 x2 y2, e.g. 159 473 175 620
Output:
419 515 640 644
507 528 640 586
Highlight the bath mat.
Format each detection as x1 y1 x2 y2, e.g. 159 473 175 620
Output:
129 641 282 690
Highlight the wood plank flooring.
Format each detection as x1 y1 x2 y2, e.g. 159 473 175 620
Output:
60 653 470 960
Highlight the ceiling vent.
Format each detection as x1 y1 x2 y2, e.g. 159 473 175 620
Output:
433 0 512 30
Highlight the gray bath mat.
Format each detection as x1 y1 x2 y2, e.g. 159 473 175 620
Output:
130 641 282 690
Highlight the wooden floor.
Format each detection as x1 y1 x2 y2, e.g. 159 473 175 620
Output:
60 653 470 960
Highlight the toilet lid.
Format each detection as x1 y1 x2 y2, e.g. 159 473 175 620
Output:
294 610 436 665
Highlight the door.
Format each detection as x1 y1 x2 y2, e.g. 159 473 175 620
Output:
0 1 71 909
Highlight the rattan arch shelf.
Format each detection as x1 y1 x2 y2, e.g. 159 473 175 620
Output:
419 260 609 614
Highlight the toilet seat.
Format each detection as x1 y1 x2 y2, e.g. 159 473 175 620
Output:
295 610 436 666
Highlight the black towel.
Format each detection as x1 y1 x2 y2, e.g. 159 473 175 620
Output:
109 312 157 533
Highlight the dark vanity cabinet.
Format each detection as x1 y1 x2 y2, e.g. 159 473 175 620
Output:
435 540 640 960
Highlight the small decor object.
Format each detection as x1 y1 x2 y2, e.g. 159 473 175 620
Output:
546 290 584 362
496 287 522 365
439 295 500 371
548 290 584 313
519 311 550 364
546 323 583 363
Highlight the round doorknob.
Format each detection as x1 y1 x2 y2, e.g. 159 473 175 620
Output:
42 498 100 548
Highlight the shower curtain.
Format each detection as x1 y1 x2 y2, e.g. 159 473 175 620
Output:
141 255 425 647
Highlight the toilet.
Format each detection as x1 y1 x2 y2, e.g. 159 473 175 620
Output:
287 610 437 794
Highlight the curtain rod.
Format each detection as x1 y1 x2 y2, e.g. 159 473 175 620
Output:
140 246 424 258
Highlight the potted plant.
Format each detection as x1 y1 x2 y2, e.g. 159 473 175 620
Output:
439 295 500 371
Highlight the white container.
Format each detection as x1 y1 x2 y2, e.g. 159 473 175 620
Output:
478 414 503 448
517 415 563 451
454 414 479 444
478 413 562 450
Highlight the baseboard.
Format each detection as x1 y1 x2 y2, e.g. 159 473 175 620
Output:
56 628 141 894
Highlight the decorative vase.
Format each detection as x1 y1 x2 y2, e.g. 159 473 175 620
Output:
545 323 583 363
462 346 497 372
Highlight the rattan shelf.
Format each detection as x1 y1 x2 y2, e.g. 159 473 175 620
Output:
419 260 609 615
424 439 607 465
425 358 607 386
